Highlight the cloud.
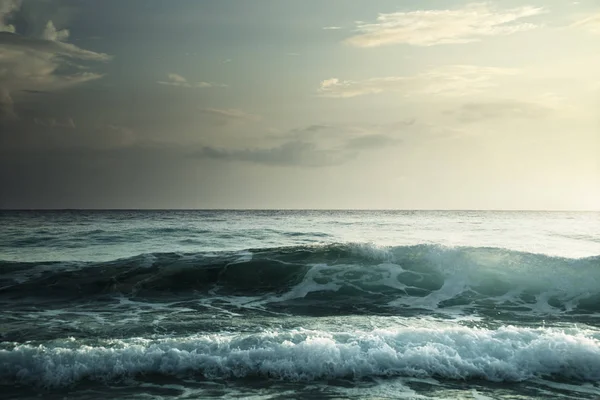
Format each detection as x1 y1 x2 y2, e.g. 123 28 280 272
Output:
195 141 353 167
0 31 110 61
198 108 261 125
157 73 226 89
323 26 342 30
318 65 518 98
41 20 69 41
290 124 334 135
0 33 109 83
0 32 110 120
0 2 111 121
166 73 187 83
0 0 20 33
345 3 544 47
344 134 399 149
448 100 553 123
194 121 405 168
571 12 600 34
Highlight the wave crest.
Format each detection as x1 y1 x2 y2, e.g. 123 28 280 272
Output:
1 325 600 387
1 244 599 316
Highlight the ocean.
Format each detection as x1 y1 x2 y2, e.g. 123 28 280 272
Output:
0 210 599 399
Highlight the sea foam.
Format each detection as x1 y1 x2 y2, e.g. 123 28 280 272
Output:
1 325 599 387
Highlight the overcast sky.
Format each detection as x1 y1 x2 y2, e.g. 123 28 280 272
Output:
0 0 598 209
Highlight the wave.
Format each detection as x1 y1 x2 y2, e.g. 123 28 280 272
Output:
1 325 600 387
2 226 333 249
1 244 599 315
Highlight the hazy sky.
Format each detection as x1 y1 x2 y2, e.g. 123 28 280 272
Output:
0 0 598 209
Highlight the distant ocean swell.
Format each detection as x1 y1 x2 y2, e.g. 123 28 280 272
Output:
1 325 600 387
1 243 599 315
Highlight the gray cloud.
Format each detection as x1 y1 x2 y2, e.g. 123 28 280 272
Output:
0 0 20 33
195 141 352 167
281 124 337 141
194 122 403 167
344 134 399 150
0 31 110 62
0 32 110 119
291 124 333 134
0 1 111 122
197 107 261 126
0 33 109 121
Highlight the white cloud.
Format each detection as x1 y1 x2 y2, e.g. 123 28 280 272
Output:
0 0 111 120
323 26 342 30
0 32 110 119
318 65 519 98
157 73 226 89
0 33 109 88
571 12 600 34
345 3 544 47
167 73 187 83
0 0 20 33
41 20 70 42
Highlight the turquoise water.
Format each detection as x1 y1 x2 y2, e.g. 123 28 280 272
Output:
1 210 599 399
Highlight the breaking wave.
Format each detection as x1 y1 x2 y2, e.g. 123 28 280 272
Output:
1 244 599 315
1 325 600 387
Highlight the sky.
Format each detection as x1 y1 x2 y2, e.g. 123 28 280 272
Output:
0 0 598 210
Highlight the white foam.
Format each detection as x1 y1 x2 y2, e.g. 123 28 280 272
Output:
347 242 395 263
264 261 410 306
233 250 253 263
266 263 342 303
2 325 600 387
341 377 427 399
136 253 158 268
471 389 494 400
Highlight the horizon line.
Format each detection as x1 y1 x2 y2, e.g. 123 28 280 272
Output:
1 208 598 212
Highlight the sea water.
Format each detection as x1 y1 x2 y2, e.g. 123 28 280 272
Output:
0 210 599 399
